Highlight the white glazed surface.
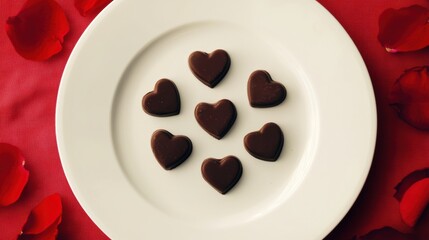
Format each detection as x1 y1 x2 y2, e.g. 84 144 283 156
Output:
56 0 377 239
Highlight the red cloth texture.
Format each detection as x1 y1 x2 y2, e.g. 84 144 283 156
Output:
0 0 108 239
1 0 429 239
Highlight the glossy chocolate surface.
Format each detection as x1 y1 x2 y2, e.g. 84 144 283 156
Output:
201 156 242 194
151 129 192 170
248 70 286 108
194 99 237 139
244 122 284 161
142 79 180 117
189 49 231 88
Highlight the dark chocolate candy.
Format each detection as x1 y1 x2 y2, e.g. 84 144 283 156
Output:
188 49 231 88
195 99 237 139
244 122 283 161
142 79 180 117
201 156 242 194
151 129 192 170
247 70 287 108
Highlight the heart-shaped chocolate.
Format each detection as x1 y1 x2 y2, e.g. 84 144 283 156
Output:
201 156 243 194
151 129 192 170
188 49 231 88
195 99 237 139
244 122 284 161
248 70 287 108
142 79 180 117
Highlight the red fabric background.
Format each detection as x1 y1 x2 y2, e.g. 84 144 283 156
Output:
1 0 429 239
0 1 108 239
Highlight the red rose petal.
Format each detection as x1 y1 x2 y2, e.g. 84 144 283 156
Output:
394 168 429 201
74 0 111 16
399 178 429 227
389 66 429 130
22 193 62 235
19 220 59 240
378 5 429 53
355 227 414 240
5 0 70 61
0 143 29 207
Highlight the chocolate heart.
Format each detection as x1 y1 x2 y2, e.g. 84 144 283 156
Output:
151 129 192 170
195 99 237 139
142 79 180 117
248 70 287 108
244 122 284 161
201 156 243 194
188 49 231 88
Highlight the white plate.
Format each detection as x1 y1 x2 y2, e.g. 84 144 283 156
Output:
56 0 376 239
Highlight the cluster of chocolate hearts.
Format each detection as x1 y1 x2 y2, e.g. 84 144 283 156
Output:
142 49 287 194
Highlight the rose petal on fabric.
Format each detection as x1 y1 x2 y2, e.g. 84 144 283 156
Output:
389 66 429 130
5 0 70 61
394 168 429 201
399 178 429 227
378 5 429 53
22 193 62 235
414 211 429 240
354 227 414 240
74 0 111 16
0 143 29 207
19 220 59 240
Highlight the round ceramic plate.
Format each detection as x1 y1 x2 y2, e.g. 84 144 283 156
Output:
56 0 377 239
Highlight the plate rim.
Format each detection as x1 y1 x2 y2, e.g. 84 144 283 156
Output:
56 0 377 239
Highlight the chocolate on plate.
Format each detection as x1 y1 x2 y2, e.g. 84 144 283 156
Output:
195 99 237 139
201 156 243 194
151 129 192 170
188 49 231 88
244 122 284 161
142 79 180 117
247 70 287 108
